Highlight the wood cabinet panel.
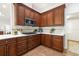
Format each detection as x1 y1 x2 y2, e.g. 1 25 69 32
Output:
47 11 54 26
25 8 31 18
30 11 35 19
44 35 52 48
7 43 16 56
40 4 65 27
41 34 45 45
28 36 35 50
28 35 40 50
34 12 40 26
52 35 63 52
0 45 6 56
41 34 52 48
41 14 47 26
16 4 25 25
54 5 65 26
16 37 28 55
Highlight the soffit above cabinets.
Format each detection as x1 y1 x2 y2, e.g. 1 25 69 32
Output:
23 3 63 13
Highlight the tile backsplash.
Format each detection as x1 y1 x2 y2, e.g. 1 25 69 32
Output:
12 26 64 34
12 26 39 33
41 26 64 34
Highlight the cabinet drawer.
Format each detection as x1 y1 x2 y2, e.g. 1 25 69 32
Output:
16 36 27 41
0 40 6 45
17 42 27 46
7 38 16 44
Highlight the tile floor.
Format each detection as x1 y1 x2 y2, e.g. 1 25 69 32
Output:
23 46 79 56
68 40 79 55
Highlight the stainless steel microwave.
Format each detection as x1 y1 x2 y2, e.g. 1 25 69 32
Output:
24 18 36 26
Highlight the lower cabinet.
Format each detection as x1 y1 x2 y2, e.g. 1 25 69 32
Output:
41 34 52 48
52 35 64 52
44 35 52 48
0 39 17 56
41 34 45 45
0 34 64 56
41 34 64 52
0 45 6 56
28 35 40 50
7 43 16 56
16 37 28 55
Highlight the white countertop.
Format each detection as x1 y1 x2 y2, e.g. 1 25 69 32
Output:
0 34 27 40
41 32 64 36
0 32 64 40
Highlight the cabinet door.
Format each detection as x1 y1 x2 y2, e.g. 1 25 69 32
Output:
28 36 35 50
15 4 25 25
33 35 40 47
34 12 40 26
36 35 41 46
7 43 16 56
16 37 28 55
44 35 52 48
25 8 31 18
41 35 45 45
30 11 35 19
47 11 54 26
52 36 63 52
54 5 65 26
0 45 6 56
41 14 47 26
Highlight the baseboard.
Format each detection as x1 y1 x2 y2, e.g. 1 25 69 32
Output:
68 40 79 43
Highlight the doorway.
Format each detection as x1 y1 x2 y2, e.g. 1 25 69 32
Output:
67 19 79 55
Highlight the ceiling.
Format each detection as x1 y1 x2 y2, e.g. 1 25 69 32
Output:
23 3 63 13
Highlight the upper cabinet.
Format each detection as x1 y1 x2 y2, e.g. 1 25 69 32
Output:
14 3 65 27
40 4 65 27
14 3 41 26
25 7 31 18
54 5 65 26
34 12 41 26
41 13 47 27
47 11 54 26
14 4 25 25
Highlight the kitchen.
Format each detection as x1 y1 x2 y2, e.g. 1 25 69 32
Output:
0 3 79 56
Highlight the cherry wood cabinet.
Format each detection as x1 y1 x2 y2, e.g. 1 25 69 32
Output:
33 35 40 47
41 14 47 26
25 7 31 18
28 35 40 50
30 11 35 19
14 3 41 26
6 38 16 56
0 40 6 56
52 35 64 52
47 11 54 26
0 39 16 56
41 34 45 45
44 35 52 48
41 34 64 52
7 43 16 56
14 4 25 25
34 12 41 26
0 45 6 56
54 5 65 26
40 4 65 27
41 34 52 48
14 3 65 27
16 36 28 55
